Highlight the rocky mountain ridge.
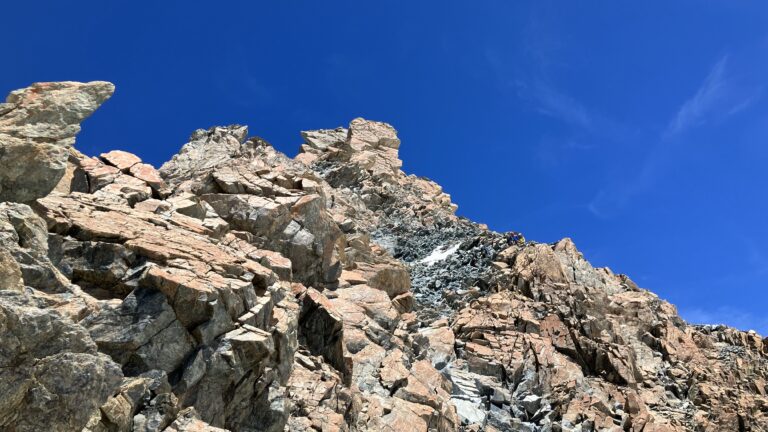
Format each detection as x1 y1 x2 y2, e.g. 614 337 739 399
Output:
0 81 766 432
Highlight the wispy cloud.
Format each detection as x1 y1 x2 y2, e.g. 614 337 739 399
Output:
523 80 593 129
485 44 619 138
665 55 761 138
666 56 729 136
587 189 626 219
727 90 763 116
590 55 763 218
513 79 629 143
517 80 604 168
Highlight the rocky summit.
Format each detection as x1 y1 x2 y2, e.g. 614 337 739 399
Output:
0 81 766 432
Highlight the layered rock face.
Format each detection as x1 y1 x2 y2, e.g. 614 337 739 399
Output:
0 82 765 432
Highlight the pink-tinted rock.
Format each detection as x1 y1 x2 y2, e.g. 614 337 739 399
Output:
101 150 142 171
129 162 167 190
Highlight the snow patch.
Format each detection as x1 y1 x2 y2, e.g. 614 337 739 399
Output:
420 242 461 266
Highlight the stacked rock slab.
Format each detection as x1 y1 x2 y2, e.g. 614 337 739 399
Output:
0 81 766 431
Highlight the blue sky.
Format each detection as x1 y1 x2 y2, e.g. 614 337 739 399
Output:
4 1 768 333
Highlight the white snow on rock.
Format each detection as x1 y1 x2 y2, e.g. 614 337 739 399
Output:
420 242 461 266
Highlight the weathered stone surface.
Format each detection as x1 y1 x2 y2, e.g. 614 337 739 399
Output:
178 325 281 430
298 287 350 382
164 407 228 432
85 288 195 373
415 321 456 369
356 260 411 298
0 81 113 202
336 284 399 331
0 291 122 432
159 125 249 188
0 248 23 291
0 202 71 292
300 127 347 151
101 150 142 171
52 151 91 195
286 354 357 432
159 127 344 288
130 162 167 191
1 82 766 431
297 117 768 431
79 155 121 192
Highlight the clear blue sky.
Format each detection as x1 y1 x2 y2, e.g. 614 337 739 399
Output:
5 1 768 333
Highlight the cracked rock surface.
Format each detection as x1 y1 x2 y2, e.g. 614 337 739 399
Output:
0 81 766 431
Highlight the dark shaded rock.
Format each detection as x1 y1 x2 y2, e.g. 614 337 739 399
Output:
85 287 194 374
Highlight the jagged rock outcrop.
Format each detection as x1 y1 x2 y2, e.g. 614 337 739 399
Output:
0 81 766 432
0 81 114 203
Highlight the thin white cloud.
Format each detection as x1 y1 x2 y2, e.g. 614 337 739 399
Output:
665 55 760 138
528 81 592 129
485 41 624 140
587 190 617 219
513 79 627 142
590 55 763 218
666 56 729 136
727 88 764 116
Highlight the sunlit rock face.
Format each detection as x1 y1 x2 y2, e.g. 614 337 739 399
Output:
0 81 766 431
0 81 114 203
